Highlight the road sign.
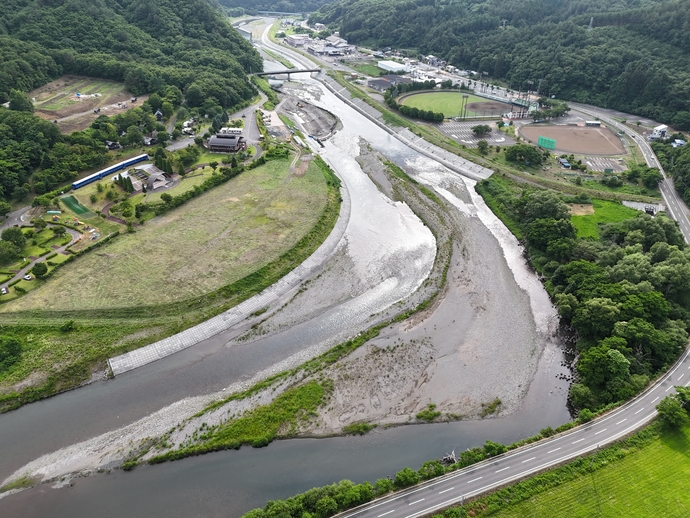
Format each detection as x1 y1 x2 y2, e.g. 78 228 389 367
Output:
538 136 556 150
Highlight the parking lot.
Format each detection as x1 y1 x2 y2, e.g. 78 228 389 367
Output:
439 120 517 147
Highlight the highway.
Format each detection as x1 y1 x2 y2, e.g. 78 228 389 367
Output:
341 346 690 518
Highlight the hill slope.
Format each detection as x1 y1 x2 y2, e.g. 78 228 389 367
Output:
0 0 262 107
310 0 690 126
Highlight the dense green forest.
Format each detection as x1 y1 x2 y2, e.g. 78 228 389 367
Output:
310 0 690 126
477 177 689 413
0 0 261 105
653 140 690 205
219 0 334 16
0 0 262 203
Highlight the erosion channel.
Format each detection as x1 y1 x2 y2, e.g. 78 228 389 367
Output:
0 38 572 518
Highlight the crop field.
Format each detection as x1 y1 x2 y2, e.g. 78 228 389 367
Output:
570 199 640 238
519 124 627 155
29 75 148 133
484 423 690 517
399 92 511 118
1 158 328 311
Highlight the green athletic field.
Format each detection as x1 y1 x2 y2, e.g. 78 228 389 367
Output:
399 92 500 117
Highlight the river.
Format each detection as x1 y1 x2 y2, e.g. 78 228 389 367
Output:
0 25 571 517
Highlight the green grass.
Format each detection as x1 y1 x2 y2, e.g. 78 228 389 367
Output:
581 178 659 197
469 422 690 518
400 92 490 117
571 199 640 239
350 62 382 77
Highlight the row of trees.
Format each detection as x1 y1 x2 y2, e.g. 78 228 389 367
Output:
476 179 690 412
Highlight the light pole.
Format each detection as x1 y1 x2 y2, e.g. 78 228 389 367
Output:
462 94 469 120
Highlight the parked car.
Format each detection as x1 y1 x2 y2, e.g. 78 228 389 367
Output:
23 274 32 281
1 287 7 295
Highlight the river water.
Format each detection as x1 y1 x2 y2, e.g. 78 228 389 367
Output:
0 31 572 517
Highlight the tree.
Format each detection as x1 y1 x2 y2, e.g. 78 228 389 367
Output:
0 334 22 372
52 226 66 237
209 161 218 172
656 394 688 428
393 467 420 489
160 193 173 204
0 201 11 218
477 139 489 155
90 194 98 203
505 144 543 165
0 241 20 264
472 124 491 136
124 126 143 147
32 262 48 278
8 89 34 113
1 227 26 249
315 496 338 517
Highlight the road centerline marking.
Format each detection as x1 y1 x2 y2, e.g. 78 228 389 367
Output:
438 487 454 494
652 396 660 403
467 477 483 483
635 408 644 415
594 428 607 435
495 467 510 473
547 447 561 453
521 457 536 463
378 511 395 517
616 418 627 425
572 438 585 444
408 499 425 506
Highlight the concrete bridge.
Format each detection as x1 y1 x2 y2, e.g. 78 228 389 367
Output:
253 68 320 80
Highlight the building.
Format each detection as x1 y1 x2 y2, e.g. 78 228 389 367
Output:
146 171 167 191
558 158 571 169
585 121 601 127
219 127 243 135
367 79 392 92
286 34 310 46
651 124 668 139
377 60 409 73
207 134 246 153
381 75 413 86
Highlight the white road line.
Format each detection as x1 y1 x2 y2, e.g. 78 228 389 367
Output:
652 396 660 403
594 428 607 435
438 487 454 495
686 380 690 387
635 408 645 415
521 457 536 463
616 419 627 425
467 477 483 484
408 499 425 506
679 373 684 381
495 467 511 473
666 386 673 392
572 438 585 444
547 447 561 453
378 511 395 517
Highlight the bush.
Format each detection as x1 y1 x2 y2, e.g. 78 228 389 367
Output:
416 403 441 422
393 467 420 489
60 320 76 332
0 334 22 372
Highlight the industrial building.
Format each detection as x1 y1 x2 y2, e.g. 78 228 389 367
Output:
377 60 409 73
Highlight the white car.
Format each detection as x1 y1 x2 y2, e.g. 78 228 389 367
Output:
23 274 32 281
1 287 7 295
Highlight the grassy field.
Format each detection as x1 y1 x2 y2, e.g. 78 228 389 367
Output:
1 158 327 311
0 157 341 411
350 62 382 77
400 92 487 117
477 422 690 517
571 199 640 238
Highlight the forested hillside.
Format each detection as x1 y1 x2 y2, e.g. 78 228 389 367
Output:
219 0 334 16
310 0 690 126
0 0 261 106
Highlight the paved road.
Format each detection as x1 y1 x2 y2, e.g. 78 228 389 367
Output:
341 346 690 518
0 206 31 231
569 103 690 243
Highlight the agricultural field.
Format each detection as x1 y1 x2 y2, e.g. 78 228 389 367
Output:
483 423 690 518
0 158 328 311
399 92 510 118
28 75 147 133
570 199 640 238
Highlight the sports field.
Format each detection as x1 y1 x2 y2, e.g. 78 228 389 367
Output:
519 124 627 155
1 158 328 311
399 92 511 117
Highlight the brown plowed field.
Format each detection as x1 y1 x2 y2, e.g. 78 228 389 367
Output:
519 124 626 155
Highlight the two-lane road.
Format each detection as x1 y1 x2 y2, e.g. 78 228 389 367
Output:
341 345 690 518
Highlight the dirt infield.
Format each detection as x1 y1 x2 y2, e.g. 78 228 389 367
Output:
519 124 626 155
465 100 512 117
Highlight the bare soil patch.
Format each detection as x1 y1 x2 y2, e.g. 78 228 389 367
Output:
519 124 626 155
569 204 595 216
465 100 512 114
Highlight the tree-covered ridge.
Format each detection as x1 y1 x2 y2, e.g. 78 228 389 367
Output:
311 0 690 125
0 0 262 105
477 178 689 413
218 0 335 15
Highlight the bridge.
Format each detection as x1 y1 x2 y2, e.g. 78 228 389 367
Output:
253 68 320 80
